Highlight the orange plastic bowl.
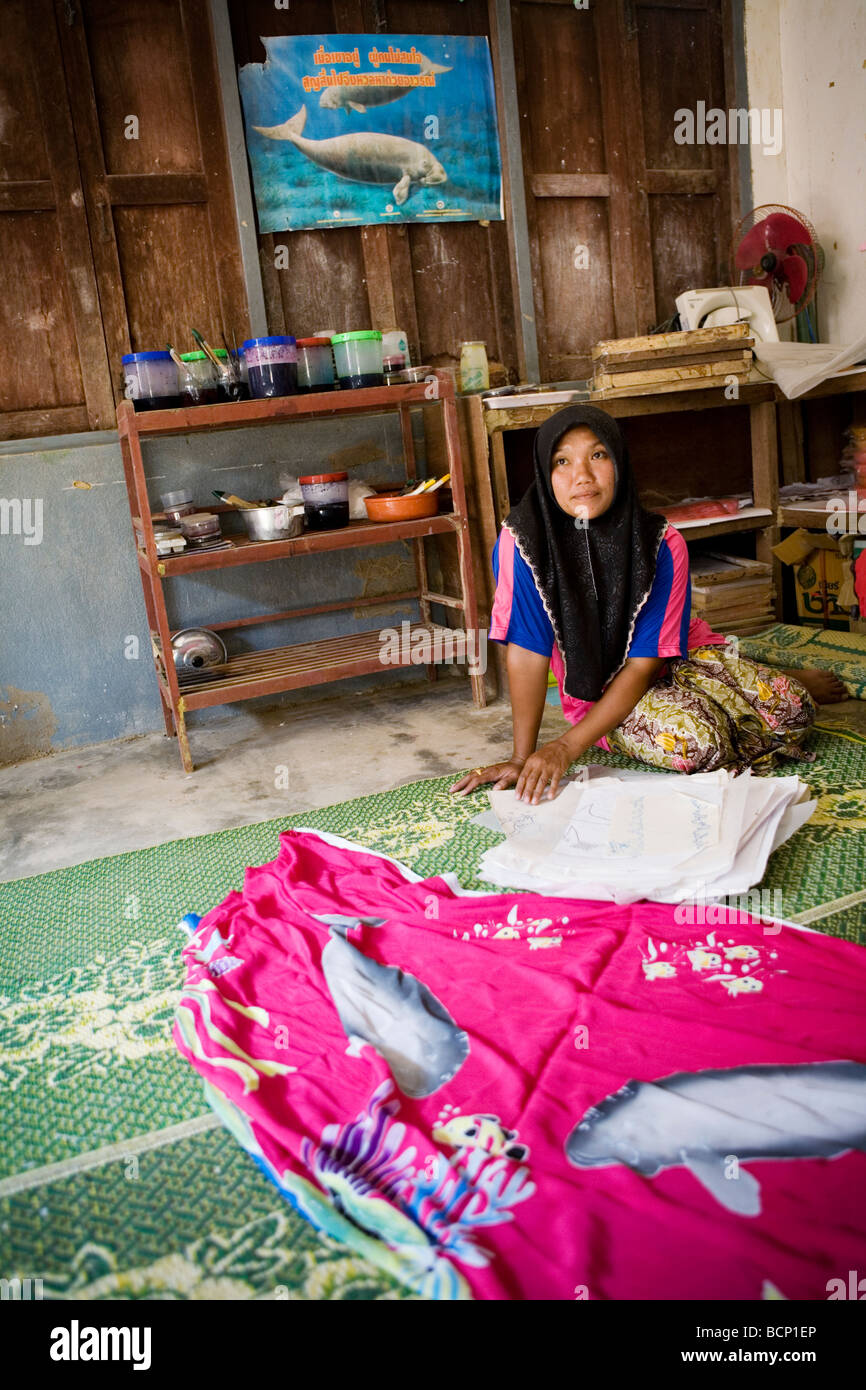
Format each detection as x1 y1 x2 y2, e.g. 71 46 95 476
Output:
364 491 439 522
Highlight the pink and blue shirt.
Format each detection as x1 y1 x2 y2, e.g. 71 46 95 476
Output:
490 523 724 738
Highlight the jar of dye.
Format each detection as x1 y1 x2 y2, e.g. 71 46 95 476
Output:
242 336 298 398
122 351 181 410
331 331 384 389
178 352 220 406
180 512 222 545
459 341 489 393
299 472 350 531
296 338 335 393
382 328 410 373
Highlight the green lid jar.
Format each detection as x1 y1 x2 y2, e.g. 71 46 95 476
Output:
330 331 384 388
178 351 219 401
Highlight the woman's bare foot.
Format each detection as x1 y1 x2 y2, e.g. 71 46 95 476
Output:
784 667 848 704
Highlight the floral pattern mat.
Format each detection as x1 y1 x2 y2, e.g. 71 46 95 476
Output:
2 723 865 1300
739 623 866 700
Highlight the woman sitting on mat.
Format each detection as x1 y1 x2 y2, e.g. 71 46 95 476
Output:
451 404 844 806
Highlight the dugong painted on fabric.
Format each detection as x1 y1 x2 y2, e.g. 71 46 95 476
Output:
252 105 447 206
319 52 452 114
565 1061 866 1216
318 917 469 1097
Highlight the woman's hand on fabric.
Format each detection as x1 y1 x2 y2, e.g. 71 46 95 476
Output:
514 740 573 804
449 759 527 796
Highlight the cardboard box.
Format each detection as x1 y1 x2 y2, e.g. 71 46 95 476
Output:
772 529 848 630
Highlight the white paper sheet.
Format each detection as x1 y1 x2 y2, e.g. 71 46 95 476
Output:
477 768 815 904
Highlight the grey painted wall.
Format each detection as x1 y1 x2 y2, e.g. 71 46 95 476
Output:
0 415 429 764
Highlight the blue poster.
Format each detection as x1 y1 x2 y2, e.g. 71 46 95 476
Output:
238 35 503 233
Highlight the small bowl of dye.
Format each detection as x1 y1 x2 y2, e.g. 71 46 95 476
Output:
364 491 439 523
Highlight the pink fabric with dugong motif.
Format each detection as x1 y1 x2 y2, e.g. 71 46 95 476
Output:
175 829 866 1301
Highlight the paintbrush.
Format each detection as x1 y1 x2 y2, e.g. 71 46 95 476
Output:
192 328 229 378
212 490 263 510
166 343 185 371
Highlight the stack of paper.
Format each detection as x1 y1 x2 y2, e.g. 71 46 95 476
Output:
477 767 815 905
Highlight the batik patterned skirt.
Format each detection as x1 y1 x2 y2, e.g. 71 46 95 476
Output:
607 646 817 774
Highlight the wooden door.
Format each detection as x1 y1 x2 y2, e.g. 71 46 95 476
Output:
0 0 114 438
623 0 740 332
57 0 251 399
511 0 740 381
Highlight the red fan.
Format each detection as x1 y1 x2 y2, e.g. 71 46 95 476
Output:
732 204 824 322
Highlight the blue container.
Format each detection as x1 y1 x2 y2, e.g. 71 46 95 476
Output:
241 336 298 399
121 350 181 410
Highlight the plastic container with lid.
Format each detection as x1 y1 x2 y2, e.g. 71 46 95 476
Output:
459 341 490 393
299 471 349 531
330 331 384 389
180 511 222 545
296 338 335 393
122 351 181 410
159 488 196 523
242 336 298 398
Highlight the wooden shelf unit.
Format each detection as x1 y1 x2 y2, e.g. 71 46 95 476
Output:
118 374 485 772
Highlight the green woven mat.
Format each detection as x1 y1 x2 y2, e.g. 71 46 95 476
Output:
740 623 866 699
2 728 865 1299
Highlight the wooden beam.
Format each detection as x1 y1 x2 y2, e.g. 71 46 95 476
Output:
530 173 612 199
361 226 398 331
105 173 209 205
0 181 56 212
644 170 718 196
488 0 540 382
0 406 90 442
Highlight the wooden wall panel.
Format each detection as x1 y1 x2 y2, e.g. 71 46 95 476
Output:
59 0 250 396
534 198 616 379
0 214 85 412
631 0 735 322
408 222 500 364
519 1 606 174
271 229 371 336
649 195 720 315
112 205 225 351
636 3 715 171
0 2 51 183
0 0 116 438
513 0 631 379
83 0 202 175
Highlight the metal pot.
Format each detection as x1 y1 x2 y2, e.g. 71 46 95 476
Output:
241 503 304 542
171 628 227 673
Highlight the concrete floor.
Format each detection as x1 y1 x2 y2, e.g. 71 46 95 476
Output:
0 679 567 883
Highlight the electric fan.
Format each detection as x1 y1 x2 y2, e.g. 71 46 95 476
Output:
732 204 825 324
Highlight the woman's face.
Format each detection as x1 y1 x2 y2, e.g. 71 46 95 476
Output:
549 427 616 522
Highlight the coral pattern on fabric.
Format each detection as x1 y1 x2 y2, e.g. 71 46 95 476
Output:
174 829 866 1301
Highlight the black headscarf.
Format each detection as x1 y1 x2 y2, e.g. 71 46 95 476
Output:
504 404 667 702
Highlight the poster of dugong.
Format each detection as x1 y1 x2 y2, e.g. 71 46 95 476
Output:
238 35 503 232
